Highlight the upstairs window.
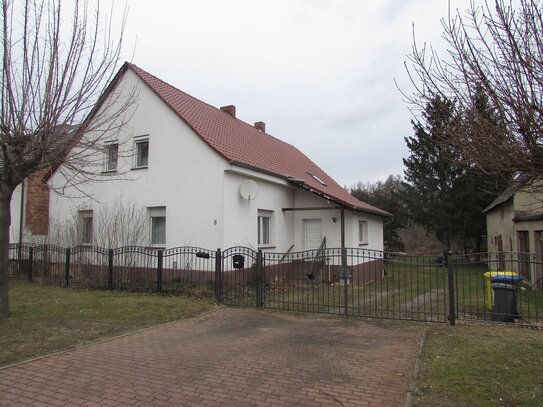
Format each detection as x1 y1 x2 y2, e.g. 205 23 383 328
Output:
134 138 149 168
104 143 118 172
79 210 93 245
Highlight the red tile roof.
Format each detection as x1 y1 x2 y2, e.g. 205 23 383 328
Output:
124 63 389 217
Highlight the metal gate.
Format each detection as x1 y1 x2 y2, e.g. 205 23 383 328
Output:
221 247 262 307
262 248 450 322
216 247 451 323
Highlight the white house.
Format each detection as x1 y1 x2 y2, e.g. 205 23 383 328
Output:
12 63 390 253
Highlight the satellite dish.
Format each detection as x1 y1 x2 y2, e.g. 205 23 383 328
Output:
240 180 259 203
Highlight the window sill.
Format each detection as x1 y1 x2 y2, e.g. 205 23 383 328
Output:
101 170 117 174
132 166 148 170
258 245 276 249
358 242 369 247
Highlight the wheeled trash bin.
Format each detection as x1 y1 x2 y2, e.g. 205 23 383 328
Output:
490 275 523 322
483 271 519 310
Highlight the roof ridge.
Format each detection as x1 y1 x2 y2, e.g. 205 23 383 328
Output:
126 62 226 114
127 62 300 150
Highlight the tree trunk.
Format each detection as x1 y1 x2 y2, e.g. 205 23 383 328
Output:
0 189 14 317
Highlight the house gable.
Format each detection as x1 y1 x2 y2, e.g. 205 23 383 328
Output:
47 68 230 248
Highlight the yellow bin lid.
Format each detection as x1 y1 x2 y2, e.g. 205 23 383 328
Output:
484 271 518 278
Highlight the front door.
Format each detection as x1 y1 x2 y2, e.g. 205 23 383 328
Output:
497 235 505 270
303 219 322 250
517 231 530 279
535 231 543 289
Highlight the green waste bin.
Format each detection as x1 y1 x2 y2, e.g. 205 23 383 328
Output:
490 275 523 322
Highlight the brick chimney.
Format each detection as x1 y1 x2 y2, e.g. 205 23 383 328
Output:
254 121 266 132
25 169 50 235
220 105 236 118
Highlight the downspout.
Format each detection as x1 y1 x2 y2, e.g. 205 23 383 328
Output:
341 207 348 316
340 208 346 267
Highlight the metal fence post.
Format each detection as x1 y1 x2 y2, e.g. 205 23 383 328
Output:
342 247 348 316
64 248 71 287
157 250 163 292
28 246 33 282
215 249 222 303
256 250 263 308
447 251 456 326
108 249 114 289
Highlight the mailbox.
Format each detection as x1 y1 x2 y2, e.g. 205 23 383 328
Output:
233 254 245 269
340 266 353 279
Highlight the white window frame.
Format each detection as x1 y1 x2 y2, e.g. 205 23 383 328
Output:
134 136 149 169
104 142 119 172
258 210 274 247
79 210 93 245
149 206 166 247
358 220 368 245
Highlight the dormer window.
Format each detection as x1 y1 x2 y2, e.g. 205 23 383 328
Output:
308 172 327 186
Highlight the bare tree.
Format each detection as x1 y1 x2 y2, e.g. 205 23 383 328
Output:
93 199 147 248
25 199 146 248
0 0 130 317
403 0 543 187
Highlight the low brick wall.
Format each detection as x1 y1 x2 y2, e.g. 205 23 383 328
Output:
12 257 385 289
264 259 384 284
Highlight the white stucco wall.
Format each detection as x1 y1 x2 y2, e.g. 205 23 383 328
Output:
9 183 24 244
290 189 384 252
222 167 385 253
353 212 384 252
223 168 295 252
49 69 229 249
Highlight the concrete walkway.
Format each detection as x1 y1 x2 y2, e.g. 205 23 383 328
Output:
0 308 425 406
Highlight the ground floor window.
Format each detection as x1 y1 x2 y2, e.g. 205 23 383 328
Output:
258 210 273 246
358 220 368 245
149 206 166 246
79 210 93 245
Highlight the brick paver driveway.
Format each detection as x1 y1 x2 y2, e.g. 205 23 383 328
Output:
1 308 425 406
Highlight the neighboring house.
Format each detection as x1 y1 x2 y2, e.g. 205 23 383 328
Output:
10 125 78 245
484 181 543 285
10 169 51 243
13 62 390 255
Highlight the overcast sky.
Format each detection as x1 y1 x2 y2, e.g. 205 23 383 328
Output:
111 0 473 187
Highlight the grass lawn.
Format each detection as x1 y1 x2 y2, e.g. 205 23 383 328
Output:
415 324 543 407
0 282 215 367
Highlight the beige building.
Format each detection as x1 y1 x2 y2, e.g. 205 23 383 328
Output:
484 182 543 286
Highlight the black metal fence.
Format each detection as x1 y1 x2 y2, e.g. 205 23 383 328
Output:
8 244 543 325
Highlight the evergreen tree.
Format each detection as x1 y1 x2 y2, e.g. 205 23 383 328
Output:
403 94 507 252
403 96 464 251
350 175 408 251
